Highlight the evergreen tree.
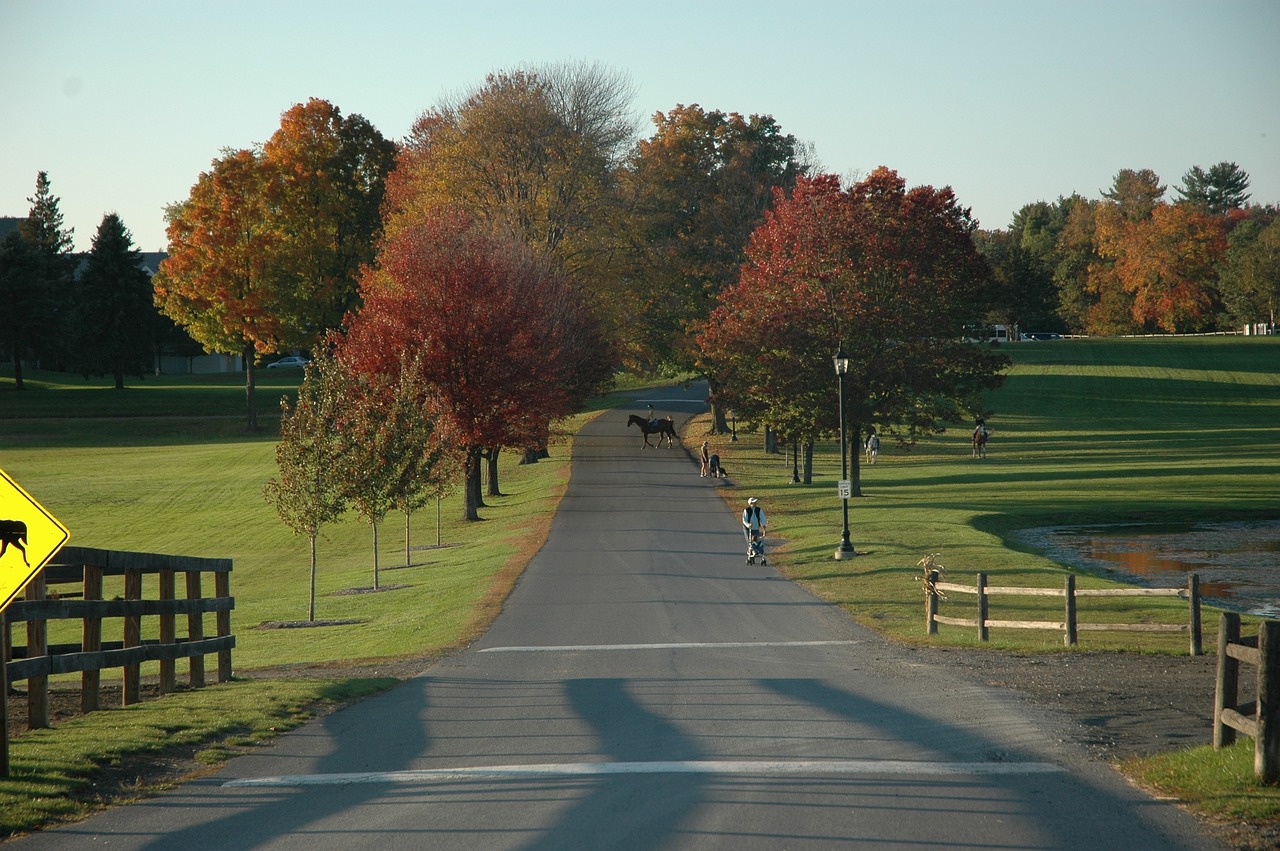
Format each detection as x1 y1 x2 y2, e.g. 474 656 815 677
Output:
0 229 40 387
73 213 157 388
1175 162 1251 216
3 172 76 386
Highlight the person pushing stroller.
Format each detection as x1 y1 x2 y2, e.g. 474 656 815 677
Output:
742 497 767 565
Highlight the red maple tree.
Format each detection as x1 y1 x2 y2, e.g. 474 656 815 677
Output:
338 208 610 519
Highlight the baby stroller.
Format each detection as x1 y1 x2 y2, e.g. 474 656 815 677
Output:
746 529 766 565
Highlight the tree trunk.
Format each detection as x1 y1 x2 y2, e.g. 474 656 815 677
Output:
802 441 814 484
463 445 483 521
707 374 728 433
308 531 317 622
519 447 540 465
243 342 259 432
114 371 124 390
371 519 380 590
404 507 412 567
764 426 778 454
485 446 503 496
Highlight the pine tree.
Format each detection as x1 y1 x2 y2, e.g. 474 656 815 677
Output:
3 172 76 386
74 214 157 388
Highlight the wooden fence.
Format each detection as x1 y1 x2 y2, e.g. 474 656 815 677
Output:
1 546 234 776
1214 613 1279 782
924 571 1202 655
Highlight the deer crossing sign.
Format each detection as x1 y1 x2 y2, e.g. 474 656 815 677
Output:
0 467 70 612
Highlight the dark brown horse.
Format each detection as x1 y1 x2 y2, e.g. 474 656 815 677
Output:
628 414 676 448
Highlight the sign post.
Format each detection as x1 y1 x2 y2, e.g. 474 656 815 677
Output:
0 466 70 777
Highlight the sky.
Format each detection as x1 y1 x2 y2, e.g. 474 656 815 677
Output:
2 0 1278 253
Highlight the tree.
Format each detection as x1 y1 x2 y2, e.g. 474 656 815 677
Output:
264 353 350 622
385 63 634 276
262 98 397 334
0 229 40 389
338 208 611 520
335 356 460 588
0 173 76 387
1052 196 1101 333
1176 162 1251 215
698 170 1008 491
1218 211 1280 328
621 105 810 375
72 213 157 388
1108 203 1227 332
1102 168 1166 222
154 149 285 430
156 101 394 430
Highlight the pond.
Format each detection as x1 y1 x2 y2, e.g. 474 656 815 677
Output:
1011 520 1280 619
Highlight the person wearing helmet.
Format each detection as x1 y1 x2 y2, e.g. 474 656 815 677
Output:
742 497 768 564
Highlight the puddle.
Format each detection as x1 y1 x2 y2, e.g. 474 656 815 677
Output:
1011 520 1280 618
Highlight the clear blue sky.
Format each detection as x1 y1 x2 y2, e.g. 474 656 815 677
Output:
3 0 1277 252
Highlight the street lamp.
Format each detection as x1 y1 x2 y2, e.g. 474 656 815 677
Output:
729 409 738 442
833 346 856 559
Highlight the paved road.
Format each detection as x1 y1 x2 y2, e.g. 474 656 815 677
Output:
14 387 1220 849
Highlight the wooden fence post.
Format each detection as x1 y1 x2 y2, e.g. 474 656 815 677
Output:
216 570 232 683
25 573 48 729
81 564 102 713
158 569 176 695
1188 574 1202 657
186 571 205 689
122 569 142 705
1215 612 1240 749
1064 575 1077 647
976 573 988 642
1 609 9 777
1258 621 1279 783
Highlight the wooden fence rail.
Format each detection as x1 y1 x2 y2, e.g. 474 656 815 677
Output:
925 571 1202 655
1214 613 1279 782
1 546 234 776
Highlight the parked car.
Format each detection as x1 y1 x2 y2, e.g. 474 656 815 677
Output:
266 356 309 369
1023 332 1062 341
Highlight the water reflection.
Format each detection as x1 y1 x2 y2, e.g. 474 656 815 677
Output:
1012 520 1280 618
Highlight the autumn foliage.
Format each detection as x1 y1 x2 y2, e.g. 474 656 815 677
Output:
699 169 1008 487
337 208 611 519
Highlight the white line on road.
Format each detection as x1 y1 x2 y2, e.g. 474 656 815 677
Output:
478 640 859 653
224 759 1064 787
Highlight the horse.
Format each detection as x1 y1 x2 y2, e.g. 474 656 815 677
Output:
627 414 676 448
972 427 990 459
865 433 880 465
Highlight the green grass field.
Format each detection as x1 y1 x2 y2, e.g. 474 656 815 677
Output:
705 336 1280 653
1 337 1278 833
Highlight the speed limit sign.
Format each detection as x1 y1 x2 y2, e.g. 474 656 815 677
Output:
837 480 852 499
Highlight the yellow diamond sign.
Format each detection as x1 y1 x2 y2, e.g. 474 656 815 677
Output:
0 467 70 612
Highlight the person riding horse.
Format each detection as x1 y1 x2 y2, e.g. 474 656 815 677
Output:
628 413 677 448
972 417 990 459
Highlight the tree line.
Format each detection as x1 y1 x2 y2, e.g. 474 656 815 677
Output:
4 63 1274 553
979 164 1278 337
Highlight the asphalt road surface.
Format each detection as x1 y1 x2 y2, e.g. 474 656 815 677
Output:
13 387 1221 850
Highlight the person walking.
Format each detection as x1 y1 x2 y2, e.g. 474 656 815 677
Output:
742 497 768 564
700 441 711 477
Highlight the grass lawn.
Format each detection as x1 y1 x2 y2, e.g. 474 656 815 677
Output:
2 338 1279 833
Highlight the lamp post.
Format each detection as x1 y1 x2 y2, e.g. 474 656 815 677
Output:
833 346 855 559
729 410 738 442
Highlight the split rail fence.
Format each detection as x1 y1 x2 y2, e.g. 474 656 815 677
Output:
1 546 234 776
924 571 1202 655
1214 613 1279 782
